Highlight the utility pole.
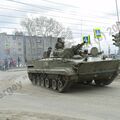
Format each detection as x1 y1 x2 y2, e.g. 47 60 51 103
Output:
115 0 120 32
23 35 27 63
81 18 83 44
108 45 111 56
115 0 120 22
115 0 120 56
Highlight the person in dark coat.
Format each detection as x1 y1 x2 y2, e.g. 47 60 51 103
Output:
4 58 8 70
18 57 21 67
55 38 64 50
43 47 52 58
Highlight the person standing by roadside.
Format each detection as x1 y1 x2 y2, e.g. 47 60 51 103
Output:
17 57 21 67
4 58 8 70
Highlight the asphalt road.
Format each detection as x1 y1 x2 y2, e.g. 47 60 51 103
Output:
0 70 120 120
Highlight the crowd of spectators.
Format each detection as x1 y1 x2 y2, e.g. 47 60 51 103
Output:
0 57 23 71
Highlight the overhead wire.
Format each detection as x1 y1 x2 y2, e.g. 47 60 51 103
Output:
0 0 115 36
0 15 111 28
4 0 116 21
0 6 113 25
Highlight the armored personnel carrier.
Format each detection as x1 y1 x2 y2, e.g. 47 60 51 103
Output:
27 40 119 92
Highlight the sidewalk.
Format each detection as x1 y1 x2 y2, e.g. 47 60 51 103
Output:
7 67 27 72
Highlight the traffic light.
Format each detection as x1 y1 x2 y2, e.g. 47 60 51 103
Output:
113 42 119 47
112 35 117 42
112 32 120 47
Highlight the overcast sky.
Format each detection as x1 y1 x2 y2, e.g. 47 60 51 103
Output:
0 0 120 53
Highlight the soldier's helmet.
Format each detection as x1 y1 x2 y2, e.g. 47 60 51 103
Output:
57 38 62 42
48 47 52 50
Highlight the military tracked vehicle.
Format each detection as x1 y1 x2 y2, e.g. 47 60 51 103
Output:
27 39 119 92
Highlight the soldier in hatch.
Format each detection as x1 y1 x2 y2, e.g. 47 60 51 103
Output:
55 38 64 50
43 47 52 58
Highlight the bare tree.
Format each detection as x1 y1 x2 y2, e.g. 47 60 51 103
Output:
21 16 73 39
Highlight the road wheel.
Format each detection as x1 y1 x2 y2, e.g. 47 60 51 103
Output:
28 73 32 81
52 79 57 90
32 74 36 85
45 77 50 88
58 79 65 92
36 75 41 86
40 75 45 87
57 76 71 93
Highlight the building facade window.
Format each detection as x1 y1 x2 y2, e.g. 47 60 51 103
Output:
18 48 22 51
